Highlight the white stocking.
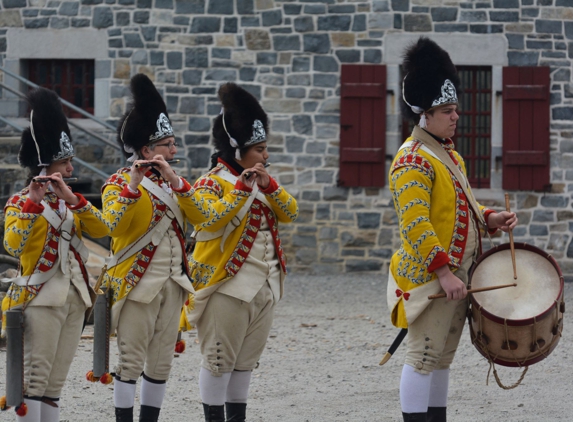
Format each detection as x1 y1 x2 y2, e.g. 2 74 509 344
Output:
226 371 252 403
400 364 432 413
199 367 231 406
428 368 449 407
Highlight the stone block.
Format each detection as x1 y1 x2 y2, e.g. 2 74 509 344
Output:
240 17 260 28
156 0 173 9
317 15 351 32
92 6 113 29
315 169 335 184
293 57 310 72
3 0 26 7
174 0 204 13
50 17 69 29
116 11 130 26
283 4 301 15
24 17 49 28
373 0 389 12
306 141 327 154
205 69 236 81
391 0 409 11
536 20 563 34
141 26 156 41
490 11 518 22
207 0 232 14
286 87 306 98
124 33 144 48
352 14 367 31
541 195 569 208
314 56 338 72
181 69 201 85
287 74 311 86
532 210 554 222
430 7 457 22
188 146 211 169
190 17 220 33
237 0 253 14
222 17 237 33
435 24 468 33
304 102 318 112
508 51 539 66
238 67 255 81
506 33 524 49
257 52 277 65
345 259 383 272
530 224 548 236
294 16 314 32
341 249 365 257
273 35 301 51
286 136 305 153
183 134 210 145
404 14 431 32
131 50 148 64
460 10 487 22
59 1 79 15
137 0 152 7
164 51 181 69
245 29 270 50
180 96 205 114
304 4 326 14
357 212 380 229
553 107 573 120
364 49 382 63
316 203 331 220
262 9 282 26
323 186 349 201
335 50 360 63
493 0 519 7
313 74 338 88
303 33 330 54
185 47 208 67
522 7 539 18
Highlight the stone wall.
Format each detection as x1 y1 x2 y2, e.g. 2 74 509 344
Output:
0 1 572 278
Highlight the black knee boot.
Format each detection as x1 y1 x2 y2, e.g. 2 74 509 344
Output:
402 412 427 422
427 407 446 422
116 407 134 422
203 403 225 422
225 402 247 422
140 405 161 422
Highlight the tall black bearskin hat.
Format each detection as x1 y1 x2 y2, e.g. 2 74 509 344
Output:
18 87 74 168
401 37 460 125
117 73 174 160
211 83 268 165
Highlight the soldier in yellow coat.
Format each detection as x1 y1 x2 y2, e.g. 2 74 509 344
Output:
388 38 517 422
2 88 109 422
100 74 202 422
189 83 298 422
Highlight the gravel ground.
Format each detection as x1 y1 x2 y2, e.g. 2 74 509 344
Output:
1 273 572 421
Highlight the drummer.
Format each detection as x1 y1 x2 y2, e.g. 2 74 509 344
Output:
387 37 517 422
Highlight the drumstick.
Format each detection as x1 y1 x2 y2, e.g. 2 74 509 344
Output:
505 193 517 279
33 177 78 183
428 283 517 300
134 159 180 168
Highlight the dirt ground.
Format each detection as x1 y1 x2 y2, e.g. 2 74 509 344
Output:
1 273 572 421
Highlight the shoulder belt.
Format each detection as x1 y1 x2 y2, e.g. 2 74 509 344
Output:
193 170 272 252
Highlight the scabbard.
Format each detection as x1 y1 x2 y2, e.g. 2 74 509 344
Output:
92 288 110 378
6 309 24 407
379 328 408 366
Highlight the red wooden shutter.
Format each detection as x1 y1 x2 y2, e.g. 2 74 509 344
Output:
339 64 386 187
502 66 550 191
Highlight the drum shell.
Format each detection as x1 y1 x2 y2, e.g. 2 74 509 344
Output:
468 243 564 368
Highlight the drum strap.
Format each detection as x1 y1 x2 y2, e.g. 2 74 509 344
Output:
409 126 487 230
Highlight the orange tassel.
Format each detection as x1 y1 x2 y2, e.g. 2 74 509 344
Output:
0 395 8 410
15 402 27 416
175 339 186 354
86 370 99 383
99 373 113 385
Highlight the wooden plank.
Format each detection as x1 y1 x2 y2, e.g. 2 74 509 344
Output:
504 151 548 166
504 85 548 100
340 148 384 163
341 83 385 98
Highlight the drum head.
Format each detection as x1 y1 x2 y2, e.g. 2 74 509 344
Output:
471 248 561 320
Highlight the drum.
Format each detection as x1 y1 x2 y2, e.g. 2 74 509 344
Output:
468 243 564 367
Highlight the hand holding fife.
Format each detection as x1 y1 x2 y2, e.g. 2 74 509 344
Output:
47 172 79 205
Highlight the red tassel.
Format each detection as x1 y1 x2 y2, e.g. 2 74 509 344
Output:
175 339 186 353
99 373 113 385
15 402 28 416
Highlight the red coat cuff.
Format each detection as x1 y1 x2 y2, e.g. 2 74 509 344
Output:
484 209 498 234
235 181 253 192
120 185 142 199
22 198 44 214
173 177 191 193
67 193 88 210
427 251 451 273
259 177 279 194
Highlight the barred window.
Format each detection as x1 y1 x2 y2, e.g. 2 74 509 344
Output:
26 59 95 118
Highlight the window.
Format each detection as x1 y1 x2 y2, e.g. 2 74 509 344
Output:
401 66 492 189
26 59 95 118
454 66 492 189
